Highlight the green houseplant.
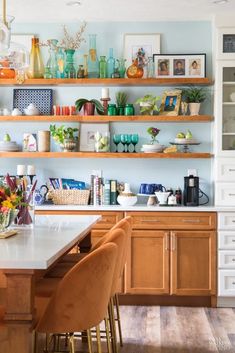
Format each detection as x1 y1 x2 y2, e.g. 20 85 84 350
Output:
135 94 160 115
75 98 104 116
182 86 206 116
115 91 128 115
50 124 78 152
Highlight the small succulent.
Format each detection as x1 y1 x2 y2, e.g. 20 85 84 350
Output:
147 127 160 144
115 92 128 107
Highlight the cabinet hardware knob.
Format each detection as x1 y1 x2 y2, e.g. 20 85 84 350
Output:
232 259 235 261
182 219 200 223
229 169 235 172
232 282 235 285
228 194 235 196
232 240 235 242
232 220 235 223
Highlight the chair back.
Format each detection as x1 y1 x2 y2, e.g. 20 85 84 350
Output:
36 242 117 334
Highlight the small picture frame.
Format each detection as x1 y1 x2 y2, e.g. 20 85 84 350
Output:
79 123 110 152
159 90 182 116
153 54 206 78
23 133 37 152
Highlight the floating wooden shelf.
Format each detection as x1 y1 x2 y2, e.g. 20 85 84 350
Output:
0 78 212 86
0 152 212 159
0 115 213 122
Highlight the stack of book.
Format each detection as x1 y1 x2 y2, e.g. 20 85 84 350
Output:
90 170 117 205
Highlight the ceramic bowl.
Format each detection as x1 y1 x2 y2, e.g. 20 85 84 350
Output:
117 194 137 206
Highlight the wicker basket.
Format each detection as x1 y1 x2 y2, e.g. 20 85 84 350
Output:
51 190 90 205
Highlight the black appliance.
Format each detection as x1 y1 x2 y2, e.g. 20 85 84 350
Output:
183 175 199 206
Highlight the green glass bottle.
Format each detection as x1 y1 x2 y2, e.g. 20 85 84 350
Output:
107 48 115 78
99 56 107 78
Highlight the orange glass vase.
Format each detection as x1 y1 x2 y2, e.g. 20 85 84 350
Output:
126 59 143 79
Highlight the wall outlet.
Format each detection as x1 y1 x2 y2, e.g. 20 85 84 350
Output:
187 169 197 176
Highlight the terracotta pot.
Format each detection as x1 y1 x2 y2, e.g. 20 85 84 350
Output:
83 102 95 115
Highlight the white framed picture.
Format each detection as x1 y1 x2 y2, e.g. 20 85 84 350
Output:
79 123 110 152
123 33 161 71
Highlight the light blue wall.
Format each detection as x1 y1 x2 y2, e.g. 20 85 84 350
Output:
0 21 213 203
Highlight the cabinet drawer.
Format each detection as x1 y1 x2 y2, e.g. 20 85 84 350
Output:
218 270 235 296
219 250 235 268
218 231 235 249
218 213 235 230
215 158 235 181
125 212 216 230
215 183 235 206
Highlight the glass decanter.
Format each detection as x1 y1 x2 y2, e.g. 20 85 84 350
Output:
88 34 99 78
107 48 115 78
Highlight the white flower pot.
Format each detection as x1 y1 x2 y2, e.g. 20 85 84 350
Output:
189 102 201 116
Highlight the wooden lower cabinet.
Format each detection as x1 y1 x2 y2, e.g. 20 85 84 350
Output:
170 231 216 296
126 230 169 294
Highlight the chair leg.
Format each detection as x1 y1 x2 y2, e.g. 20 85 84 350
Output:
104 315 112 353
96 325 102 353
33 331 37 353
114 294 123 347
87 329 93 353
108 298 118 353
69 333 75 353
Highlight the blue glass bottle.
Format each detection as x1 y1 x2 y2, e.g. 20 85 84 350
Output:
107 48 115 78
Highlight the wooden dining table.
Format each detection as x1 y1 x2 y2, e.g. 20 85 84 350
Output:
0 214 101 353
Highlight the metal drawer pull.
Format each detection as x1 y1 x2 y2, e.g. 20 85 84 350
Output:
141 220 160 223
232 259 235 262
232 220 235 223
228 194 235 196
182 219 201 223
229 169 235 172
232 240 235 242
232 282 235 285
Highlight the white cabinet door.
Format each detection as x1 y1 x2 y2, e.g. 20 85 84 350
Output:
218 212 235 230
215 158 235 181
215 184 235 206
219 250 235 268
219 231 235 249
218 269 235 296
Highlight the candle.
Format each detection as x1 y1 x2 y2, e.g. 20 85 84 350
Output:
17 164 26 176
27 165 36 176
101 88 109 99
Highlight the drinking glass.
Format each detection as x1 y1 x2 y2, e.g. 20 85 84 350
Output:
126 134 132 152
120 134 127 152
113 134 121 152
131 134 139 152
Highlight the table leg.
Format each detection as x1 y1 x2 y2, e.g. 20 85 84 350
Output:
3 270 35 321
79 231 92 253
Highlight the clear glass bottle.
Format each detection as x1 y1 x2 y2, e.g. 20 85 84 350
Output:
57 47 65 78
88 34 99 78
46 39 58 78
99 56 107 78
83 54 88 78
28 37 44 78
147 57 155 78
107 48 115 78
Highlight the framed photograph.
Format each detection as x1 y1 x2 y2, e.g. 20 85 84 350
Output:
159 90 182 116
79 123 109 152
153 54 206 78
124 33 160 71
217 28 235 60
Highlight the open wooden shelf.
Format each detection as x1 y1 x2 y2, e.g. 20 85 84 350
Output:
0 115 213 122
0 152 212 159
0 78 212 86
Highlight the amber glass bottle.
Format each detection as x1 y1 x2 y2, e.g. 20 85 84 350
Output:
28 38 44 78
126 59 143 79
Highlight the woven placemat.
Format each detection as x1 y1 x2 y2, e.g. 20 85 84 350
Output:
0 230 18 239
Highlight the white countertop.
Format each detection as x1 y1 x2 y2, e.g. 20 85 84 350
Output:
0 215 100 270
35 204 235 212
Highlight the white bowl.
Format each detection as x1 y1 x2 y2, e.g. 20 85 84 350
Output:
117 195 137 206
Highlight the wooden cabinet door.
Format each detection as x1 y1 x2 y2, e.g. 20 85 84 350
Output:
126 230 169 294
170 231 216 296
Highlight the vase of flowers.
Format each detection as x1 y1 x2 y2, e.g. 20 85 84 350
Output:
147 126 160 144
142 126 164 153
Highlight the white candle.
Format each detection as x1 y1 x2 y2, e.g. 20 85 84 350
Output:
17 164 26 176
27 165 36 176
101 88 109 99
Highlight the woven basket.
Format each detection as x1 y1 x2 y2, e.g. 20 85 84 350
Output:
51 190 90 205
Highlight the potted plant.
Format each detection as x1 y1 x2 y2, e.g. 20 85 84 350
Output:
182 86 206 116
135 94 160 115
115 91 128 115
50 124 78 152
75 98 104 116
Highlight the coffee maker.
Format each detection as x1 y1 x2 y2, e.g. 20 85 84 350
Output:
183 175 199 206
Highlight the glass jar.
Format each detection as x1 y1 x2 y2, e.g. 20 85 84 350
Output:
147 57 155 78
28 37 44 78
124 104 135 116
107 48 115 78
99 56 107 78
108 104 117 116
77 65 85 78
94 132 110 152
64 49 76 78
88 34 99 78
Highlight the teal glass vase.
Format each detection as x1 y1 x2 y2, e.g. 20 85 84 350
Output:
65 49 76 78
107 48 115 78
99 56 107 78
88 34 99 78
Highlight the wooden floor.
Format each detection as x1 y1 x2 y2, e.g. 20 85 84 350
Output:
38 306 235 353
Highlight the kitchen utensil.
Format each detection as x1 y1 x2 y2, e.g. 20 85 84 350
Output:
155 191 171 205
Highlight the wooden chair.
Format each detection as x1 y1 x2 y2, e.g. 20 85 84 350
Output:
34 242 118 353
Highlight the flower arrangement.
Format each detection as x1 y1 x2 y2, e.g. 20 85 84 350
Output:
147 127 160 144
60 22 86 50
